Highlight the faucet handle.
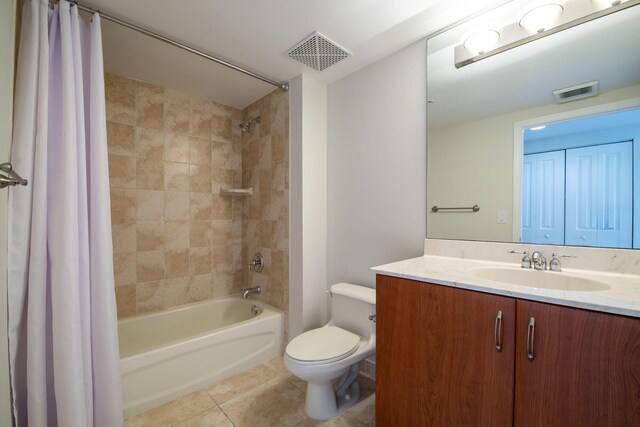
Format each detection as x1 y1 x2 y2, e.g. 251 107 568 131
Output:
509 250 531 268
549 253 577 272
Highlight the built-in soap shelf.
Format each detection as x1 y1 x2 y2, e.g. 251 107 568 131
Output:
220 188 253 196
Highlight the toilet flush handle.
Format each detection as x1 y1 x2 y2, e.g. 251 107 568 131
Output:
368 314 376 323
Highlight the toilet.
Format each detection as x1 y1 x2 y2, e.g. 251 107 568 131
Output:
284 283 376 420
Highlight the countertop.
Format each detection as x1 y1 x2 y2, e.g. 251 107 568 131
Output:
372 255 640 318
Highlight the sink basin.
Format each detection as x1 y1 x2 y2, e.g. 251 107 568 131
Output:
471 267 611 292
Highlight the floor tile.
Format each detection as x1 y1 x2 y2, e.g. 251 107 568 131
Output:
341 394 375 427
220 376 307 427
264 356 307 391
294 417 352 427
124 390 215 427
206 363 285 404
174 407 235 427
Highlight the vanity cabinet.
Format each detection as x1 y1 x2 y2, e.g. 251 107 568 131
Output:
376 275 516 426
376 275 640 427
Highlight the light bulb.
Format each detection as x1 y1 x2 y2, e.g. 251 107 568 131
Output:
519 2 564 33
463 29 501 55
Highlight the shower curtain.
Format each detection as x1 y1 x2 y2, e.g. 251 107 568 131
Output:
7 1 123 426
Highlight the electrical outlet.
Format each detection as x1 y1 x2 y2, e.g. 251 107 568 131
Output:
497 210 507 224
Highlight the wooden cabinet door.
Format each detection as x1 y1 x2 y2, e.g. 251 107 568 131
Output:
376 275 516 427
515 300 640 426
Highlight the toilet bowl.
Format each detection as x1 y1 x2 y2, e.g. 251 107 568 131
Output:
284 283 376 420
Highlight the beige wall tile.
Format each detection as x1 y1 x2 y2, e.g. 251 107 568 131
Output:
107 122 136 157
137 190 164 220
110 189 136 224
136 280 165 314
190 221 212 247
106 89 135 126
164 90 190 135
190 109 212 140
165 221 190 250
136 127 164 159
136 158 164 190
165 191 190 221
212 115 232 141
165 162 190 191
189 137 211 165
190 193 212 221
112 223 136 254
165 249 190 279
212 168 233 193
108 155 136 189
211 141 231 169
190 164 211 193
136 82 164 130
212 245 232 273
212 220 231 246
108 74 250 318
137 251 165 282
105 72 136 93
190 247 212 275
164 277 189 308
137 220 165 252
115 284 136 317
188 274 213 302
165 133 190 163
212 194 231 220
114 253 137 287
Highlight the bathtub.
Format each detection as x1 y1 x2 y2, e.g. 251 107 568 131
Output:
118 296 284 418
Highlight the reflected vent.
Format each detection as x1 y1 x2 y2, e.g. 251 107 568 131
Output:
287 32 351 72
553 80 599 104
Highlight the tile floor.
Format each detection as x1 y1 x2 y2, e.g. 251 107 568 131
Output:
124 357 375 427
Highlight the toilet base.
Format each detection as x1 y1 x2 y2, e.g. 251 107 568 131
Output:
305 380 361 421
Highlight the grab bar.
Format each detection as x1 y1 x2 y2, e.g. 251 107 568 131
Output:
431 205 479 213
0 163 28 189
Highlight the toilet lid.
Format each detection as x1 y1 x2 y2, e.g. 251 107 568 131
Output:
286 326 360 363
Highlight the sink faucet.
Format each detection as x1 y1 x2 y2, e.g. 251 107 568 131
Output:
508 250 531 268
531 251 547 270
241 286 261 299
549 253 577 272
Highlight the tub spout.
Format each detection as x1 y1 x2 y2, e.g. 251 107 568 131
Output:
242 286 261 299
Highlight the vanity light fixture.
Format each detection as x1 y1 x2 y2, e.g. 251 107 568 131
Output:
518 2 565 33
454 0 640 68
462 29 501 55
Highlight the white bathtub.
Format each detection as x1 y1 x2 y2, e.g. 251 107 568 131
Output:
119 296 283 418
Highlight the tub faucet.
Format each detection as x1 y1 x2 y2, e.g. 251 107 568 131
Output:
242 286 261 299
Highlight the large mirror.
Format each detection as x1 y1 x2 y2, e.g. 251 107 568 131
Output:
427 0 640 249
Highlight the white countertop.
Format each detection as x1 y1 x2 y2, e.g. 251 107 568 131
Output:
372 255 640 318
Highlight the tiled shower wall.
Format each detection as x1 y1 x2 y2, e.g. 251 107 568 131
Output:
105 73 245 317
241 90 289 333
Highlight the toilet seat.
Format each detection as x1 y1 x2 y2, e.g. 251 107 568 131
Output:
286 326 360 364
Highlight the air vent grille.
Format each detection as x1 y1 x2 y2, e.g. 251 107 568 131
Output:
553 80 599 104
287 32 351 72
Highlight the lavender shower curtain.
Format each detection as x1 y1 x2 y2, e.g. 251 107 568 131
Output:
7 1 123 425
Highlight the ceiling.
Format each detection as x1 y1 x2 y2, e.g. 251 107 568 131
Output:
427 1 640 129
81 0 502 109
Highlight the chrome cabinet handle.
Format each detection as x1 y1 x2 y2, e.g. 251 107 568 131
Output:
526 317 536 361
494 310 503 352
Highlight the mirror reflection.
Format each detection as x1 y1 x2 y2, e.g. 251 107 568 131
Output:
426 0 640 248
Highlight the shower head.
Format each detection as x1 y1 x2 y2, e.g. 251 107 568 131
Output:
239 116 261 133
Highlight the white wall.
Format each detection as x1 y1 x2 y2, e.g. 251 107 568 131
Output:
327 40 427 289
289 74 328 338
0 0 17 424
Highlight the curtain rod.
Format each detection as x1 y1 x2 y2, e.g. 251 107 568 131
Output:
69 1 290 91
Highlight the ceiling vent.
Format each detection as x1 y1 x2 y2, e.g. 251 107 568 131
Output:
287 32 351 72
553 80 599 104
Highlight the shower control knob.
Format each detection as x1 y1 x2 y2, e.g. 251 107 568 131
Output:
248 252 265 272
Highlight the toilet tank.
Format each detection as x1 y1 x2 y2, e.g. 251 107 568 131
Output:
329 283 376 339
